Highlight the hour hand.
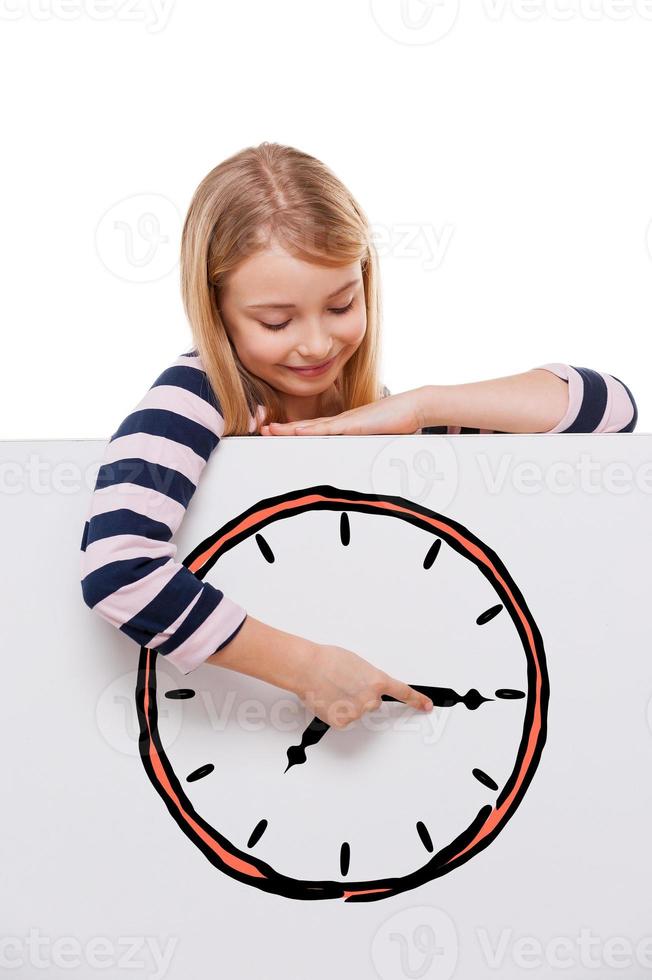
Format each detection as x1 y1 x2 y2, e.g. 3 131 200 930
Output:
284 715 330 773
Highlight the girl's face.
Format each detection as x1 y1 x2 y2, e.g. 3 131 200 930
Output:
218 240 367 419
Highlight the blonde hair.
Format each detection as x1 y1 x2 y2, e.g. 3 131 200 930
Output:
179 142 384 436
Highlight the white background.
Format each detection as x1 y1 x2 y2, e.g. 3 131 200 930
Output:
0 0 649 437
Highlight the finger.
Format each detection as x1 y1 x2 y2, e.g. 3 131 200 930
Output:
295 421 333 434
291 417 329 429
268 426 302 436
301 418 364 436
298 416 360 435
270 418 321 428
383 677 433 711
267 420 323 435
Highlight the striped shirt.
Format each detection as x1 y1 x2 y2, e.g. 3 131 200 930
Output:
80 351 638 674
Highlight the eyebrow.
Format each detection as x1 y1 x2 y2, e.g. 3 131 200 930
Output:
245 278 361 310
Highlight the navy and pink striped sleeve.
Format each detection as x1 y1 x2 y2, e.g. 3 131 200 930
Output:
79 350 248 675
415 363 638 434
528 363 637 433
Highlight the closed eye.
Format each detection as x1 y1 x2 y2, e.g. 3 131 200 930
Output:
260 298 356 331
330 298 355 316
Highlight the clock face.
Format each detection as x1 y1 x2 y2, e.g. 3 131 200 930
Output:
136 485 549 902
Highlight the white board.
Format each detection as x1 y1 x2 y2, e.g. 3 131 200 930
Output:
2 433 652 978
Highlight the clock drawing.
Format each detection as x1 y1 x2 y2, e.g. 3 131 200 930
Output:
136 485 549 902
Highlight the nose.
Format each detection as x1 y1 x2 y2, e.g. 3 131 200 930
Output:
296 318 334 360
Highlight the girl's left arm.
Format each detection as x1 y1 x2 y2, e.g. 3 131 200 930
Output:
417 363 638 435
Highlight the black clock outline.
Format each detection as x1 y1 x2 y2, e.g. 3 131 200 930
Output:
136 484 549 903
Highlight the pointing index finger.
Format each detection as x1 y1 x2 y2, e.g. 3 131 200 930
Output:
382 677 433 710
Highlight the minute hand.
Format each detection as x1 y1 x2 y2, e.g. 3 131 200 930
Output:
284 685 493 773
386 684 492 711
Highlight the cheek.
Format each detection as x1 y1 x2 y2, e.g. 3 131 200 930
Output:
342 310 367 347
238 329 288 367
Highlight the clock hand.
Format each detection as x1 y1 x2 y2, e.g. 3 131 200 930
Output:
284 685 494 773
284 716 330 773
384 684 493 712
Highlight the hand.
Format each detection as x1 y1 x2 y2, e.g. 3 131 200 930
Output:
284 682 491 772
259 387 429 436
293 642 434 730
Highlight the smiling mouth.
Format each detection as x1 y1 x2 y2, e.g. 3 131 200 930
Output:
283 354 338 373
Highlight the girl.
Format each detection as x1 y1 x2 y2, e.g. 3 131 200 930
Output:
80 142 637 732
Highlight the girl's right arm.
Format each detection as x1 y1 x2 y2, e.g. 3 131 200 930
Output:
79 349 432 726
210 616 433 728
79 349 249 674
